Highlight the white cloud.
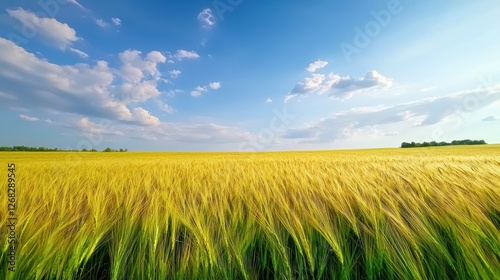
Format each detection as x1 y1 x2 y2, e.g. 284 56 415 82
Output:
284 94 297 103
19 114 39 122
191 82 222 97
0 38 258 145
209 81 222 90
96 19 109 28
7 8 81 52
281 86 500 143
157 101 175 114
118 80 162 103
306 60 329 73
69 48 89 58
68 0 85 9
198 8 216 29
111 18 121 26
169 69 181 78
191 86 208 97
0 38 258 149
116 50 167 103
132 107 160 126
0 38 168 127
294 73 326 92
286 70 393 101
76 117 124 136
147 51 167 63
266 98 273 103
174 50 200 61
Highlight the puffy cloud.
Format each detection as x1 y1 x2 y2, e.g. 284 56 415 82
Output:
111 17 121 26
306 60 329 73
76 117 124 135
132 107 160 126
147 51 167 63
0 37 168 127
191 86 208 97
116 50 167 103
119 50 166 82
333 70 393 94
209 81 221 90
286 70 393 101
266 98 273 103
198 8 216 29
118 80 161 103
169 69 181 78
174 50 200 61
19 114 39 122
0 38 121 118
0 38 257 145
282 86 500 143
292 73 326 94
96 19 109 28
191 82 222 97
7 8 81 52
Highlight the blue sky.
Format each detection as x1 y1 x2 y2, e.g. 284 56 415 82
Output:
0 0 499 151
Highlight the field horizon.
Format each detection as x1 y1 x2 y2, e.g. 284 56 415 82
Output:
94 141 500 153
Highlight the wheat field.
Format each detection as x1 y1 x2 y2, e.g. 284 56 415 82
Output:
1 145 499 279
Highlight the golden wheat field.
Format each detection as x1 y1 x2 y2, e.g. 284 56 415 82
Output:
0 145 499 279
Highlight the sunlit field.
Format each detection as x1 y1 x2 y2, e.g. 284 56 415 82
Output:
1 145 499 279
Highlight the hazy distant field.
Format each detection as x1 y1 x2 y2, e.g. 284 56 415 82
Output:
1 145 499 279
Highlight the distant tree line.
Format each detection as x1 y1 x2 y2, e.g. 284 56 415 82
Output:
0 146 127 152
401 139 487 148
102 148 128 152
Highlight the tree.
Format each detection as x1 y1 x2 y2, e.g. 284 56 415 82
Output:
401 139 487 148
0 146 127 152
401 142 410 148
